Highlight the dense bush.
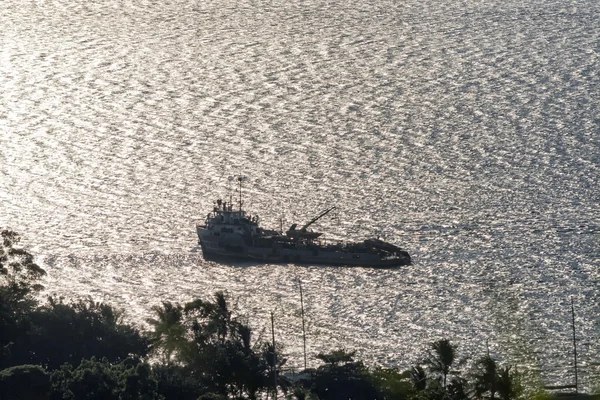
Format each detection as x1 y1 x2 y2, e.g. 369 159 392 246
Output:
1 293 149 370
26 297 149 369
152 364 208 400
306 350 382 400
0 364 50 400
49 357 161 400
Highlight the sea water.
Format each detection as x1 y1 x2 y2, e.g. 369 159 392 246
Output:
1 0 599 389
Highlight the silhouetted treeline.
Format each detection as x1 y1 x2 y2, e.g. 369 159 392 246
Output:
0 230 552 399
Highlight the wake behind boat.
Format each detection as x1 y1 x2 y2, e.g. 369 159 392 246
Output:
196 182 411 268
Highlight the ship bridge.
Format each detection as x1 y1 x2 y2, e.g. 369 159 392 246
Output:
210 209 246 224
206 199 254 227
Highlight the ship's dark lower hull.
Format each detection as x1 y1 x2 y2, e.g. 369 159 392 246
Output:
199 239 411 268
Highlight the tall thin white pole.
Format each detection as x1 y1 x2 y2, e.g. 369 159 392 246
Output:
299 279 307 370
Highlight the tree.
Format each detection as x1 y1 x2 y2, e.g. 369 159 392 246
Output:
0 364 50 400
183 291 234 345
496 366 522 400
0 230 45 369
447 377 470 400
176 292 247 395
147 292 282 399
471 356 523 400
153 364 208 400
371 367 414 399
410 365 427 392
309 349 382 400
49 357 162 400
0 230 150 370
425 339 457 389
472 355 499 400
0 229 46 285
18 297 149 369
146 302 186 364
0 281 36 368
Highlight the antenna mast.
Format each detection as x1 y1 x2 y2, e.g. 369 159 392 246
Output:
237 176 243 211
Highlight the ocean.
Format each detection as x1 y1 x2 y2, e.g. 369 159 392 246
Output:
1 0 599 389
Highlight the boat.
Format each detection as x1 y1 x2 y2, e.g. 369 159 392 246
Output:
196 181 411 267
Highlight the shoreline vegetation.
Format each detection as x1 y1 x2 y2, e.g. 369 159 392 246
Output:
0 230 594 400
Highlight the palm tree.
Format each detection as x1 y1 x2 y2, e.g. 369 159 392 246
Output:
447 377 470 400
146 302 186 363
184 291 234 344
410 365 428 392
425 339 457 388
213 291 232 342
472 355 499 400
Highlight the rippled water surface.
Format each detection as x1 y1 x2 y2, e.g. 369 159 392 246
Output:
1 0 599 388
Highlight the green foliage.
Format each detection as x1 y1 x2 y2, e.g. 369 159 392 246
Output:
526 390 554 400
407 339 463 400
409 344 527 400
197 393 227 400
183 292 232 342
152 364 208 400
290 386 309 400
470 356 522 400
425 339 457 388
0 230 46 285
49 357 162 400
261 342 292 398
0 231 44 363
371 367 415 399
472 356 499 400
0 364 50 400
147 291 286 399
410 365 428 392
308 350 382 400
7 297 149 369
0 281 38 364
0 232 149 371
146 302 186 364
0 231 570 400
421 378 446 400
0 230 46 369
447 377 470 400
497 366 523 400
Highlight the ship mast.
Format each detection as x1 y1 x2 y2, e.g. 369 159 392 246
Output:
237 176 243 211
